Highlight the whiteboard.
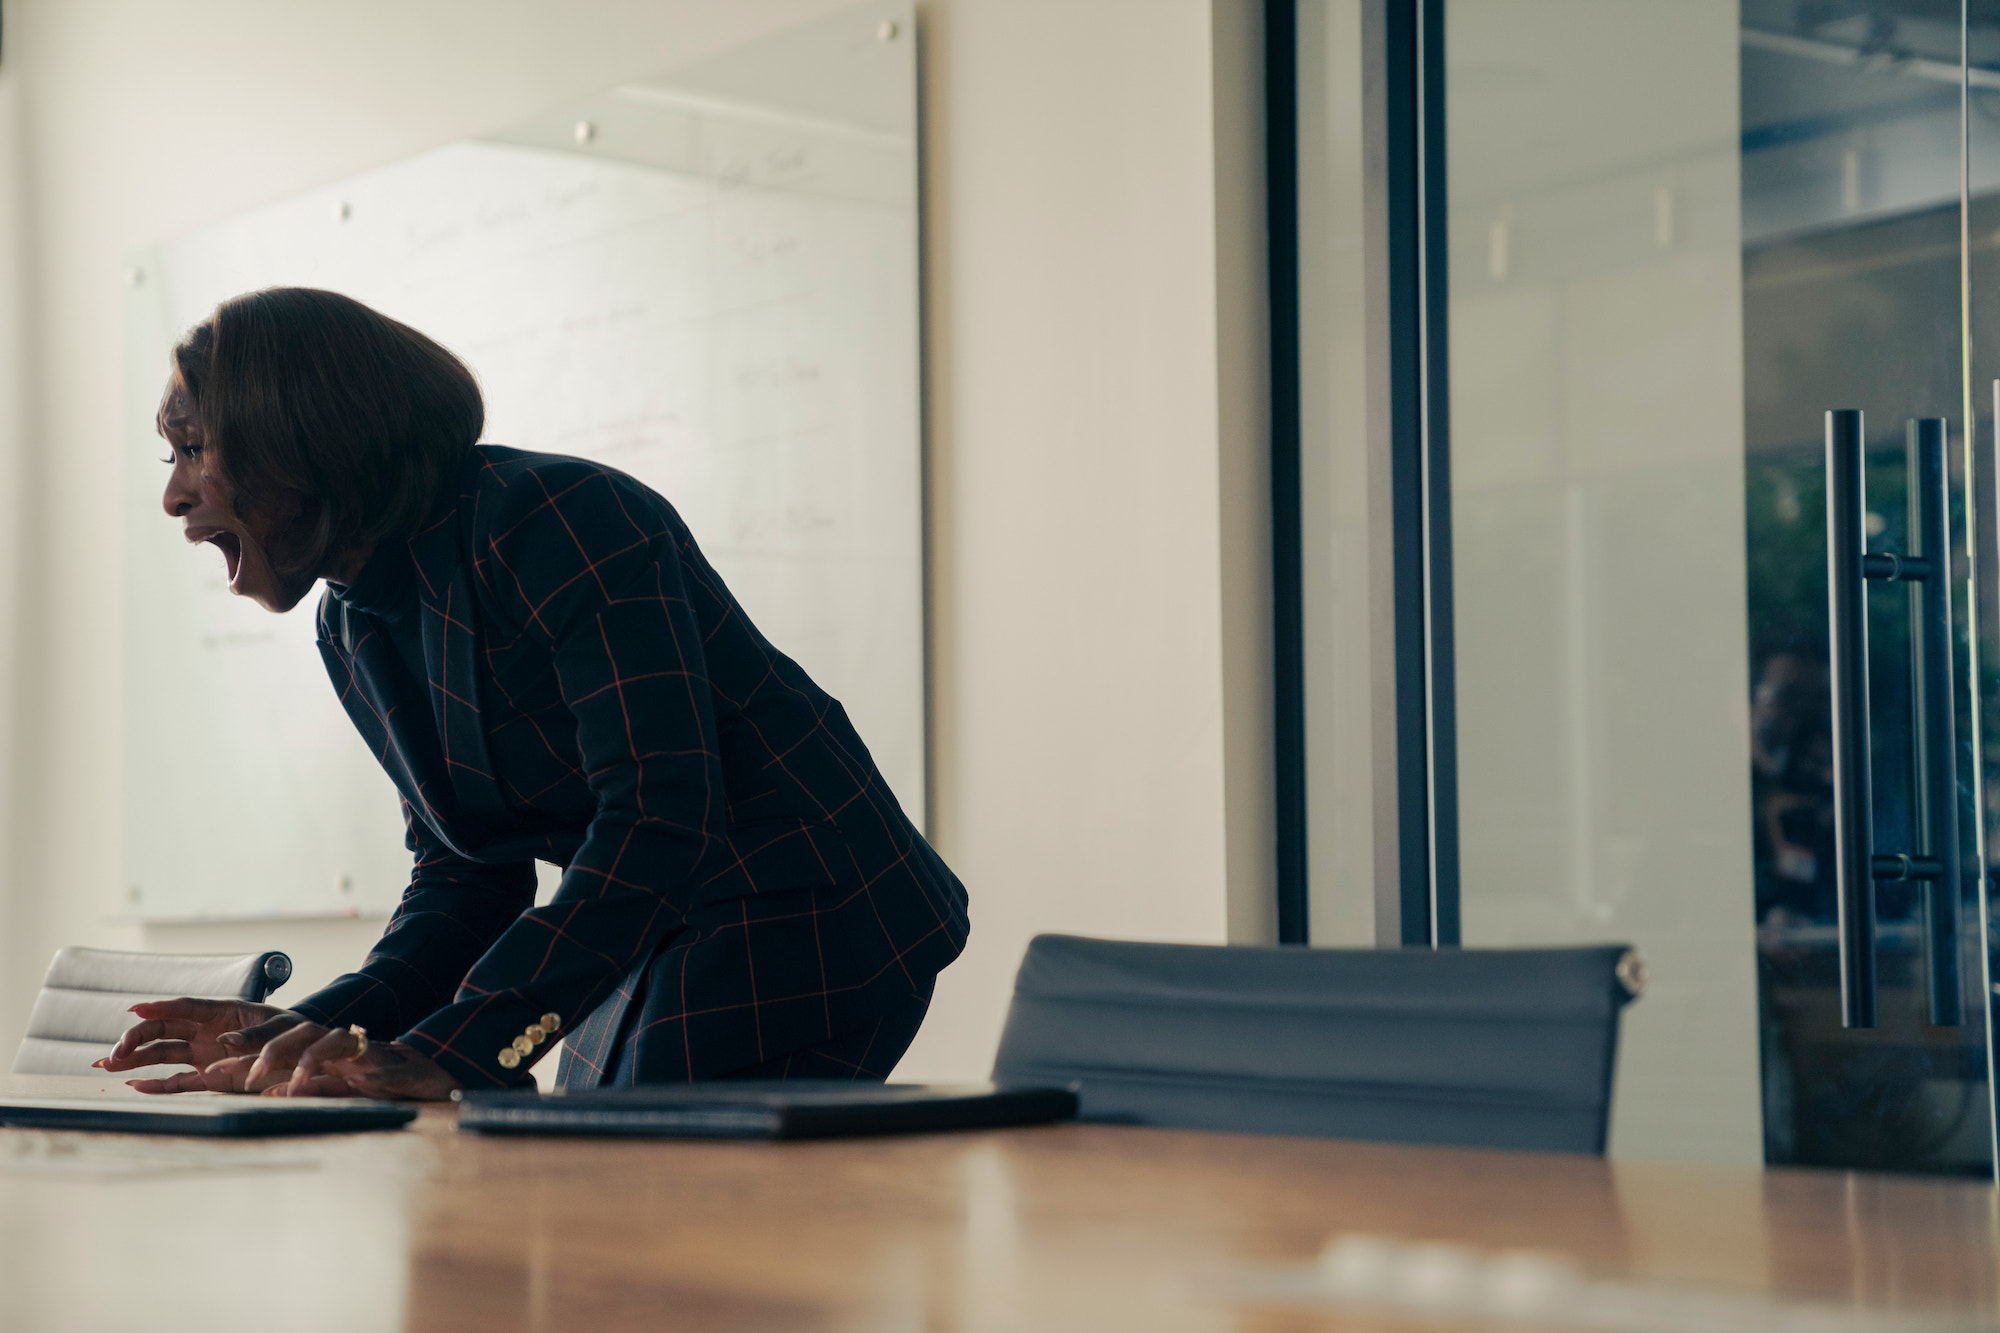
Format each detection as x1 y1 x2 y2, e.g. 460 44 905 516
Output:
121 3 922 921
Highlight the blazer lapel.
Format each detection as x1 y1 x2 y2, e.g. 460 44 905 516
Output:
409 479 510 829
320 611 482 856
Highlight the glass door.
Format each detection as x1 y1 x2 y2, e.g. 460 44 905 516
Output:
1295 0 1999 1173
1738 1 1995 1175
1438 0 1993 1174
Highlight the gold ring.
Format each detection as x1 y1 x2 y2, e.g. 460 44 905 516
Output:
347 1024 370 1061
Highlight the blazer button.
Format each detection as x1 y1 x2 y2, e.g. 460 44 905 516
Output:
511 1035 535 1056
497 1048 521 1070
541 1013 562 1033
525 1025 547 1044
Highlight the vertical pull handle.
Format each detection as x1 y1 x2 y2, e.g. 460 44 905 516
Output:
1907 418 1962 1027
1824 413 1963 1031
1826 409 1877 1029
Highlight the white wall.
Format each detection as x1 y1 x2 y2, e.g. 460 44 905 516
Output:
0 0 1270 1081
903 0 1272 1080
0 65 26 1003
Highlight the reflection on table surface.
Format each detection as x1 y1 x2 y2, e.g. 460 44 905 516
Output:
0 1077 1993 1331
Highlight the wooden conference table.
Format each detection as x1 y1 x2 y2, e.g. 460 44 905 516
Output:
0 1079 1993 1331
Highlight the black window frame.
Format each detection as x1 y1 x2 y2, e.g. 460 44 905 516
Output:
1267 0 1458 947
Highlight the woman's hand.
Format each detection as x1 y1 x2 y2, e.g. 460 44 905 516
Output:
96 998 306 1091
267 1033 461 1102
98 999 460 1100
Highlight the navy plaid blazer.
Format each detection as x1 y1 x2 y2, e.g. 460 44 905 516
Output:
289 445 969 1088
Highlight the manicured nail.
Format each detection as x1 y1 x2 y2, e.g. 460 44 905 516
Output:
218 1033 242 1046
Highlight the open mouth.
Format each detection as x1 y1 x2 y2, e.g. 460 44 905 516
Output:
206 532 243 585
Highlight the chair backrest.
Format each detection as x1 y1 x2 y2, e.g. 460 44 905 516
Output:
12 947 294 1076
988 934 1643 1155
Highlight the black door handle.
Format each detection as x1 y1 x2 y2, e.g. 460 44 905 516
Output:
1905 418 1962 1027
1823 410 1962 1031
1825 409 1877 1029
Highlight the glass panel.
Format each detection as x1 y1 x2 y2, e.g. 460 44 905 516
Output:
1742 0 1989 1174
120 4 926 923
1959 3 2000 1173
1297 0 1378 947
1437 0 1995 1172
1443 0 1763 1165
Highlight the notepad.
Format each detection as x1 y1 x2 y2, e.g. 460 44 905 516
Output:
0 1095 419 1137
456 1081 1080 1139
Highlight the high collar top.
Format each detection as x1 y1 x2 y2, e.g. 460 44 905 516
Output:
327 535 420 624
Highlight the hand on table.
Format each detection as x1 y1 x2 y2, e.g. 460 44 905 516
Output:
261 1029 461 1102
96 997 460 1101
96 997 301 1087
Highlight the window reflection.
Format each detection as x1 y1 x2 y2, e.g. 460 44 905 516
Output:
1741 0 1991 1167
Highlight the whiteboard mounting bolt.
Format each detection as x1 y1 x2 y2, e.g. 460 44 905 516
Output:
332 201 351 223
336 873 354 895
124 267 145 288
877 18 898 41
573 120 596 145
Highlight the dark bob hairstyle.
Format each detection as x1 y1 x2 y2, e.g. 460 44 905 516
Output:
157 288 482 586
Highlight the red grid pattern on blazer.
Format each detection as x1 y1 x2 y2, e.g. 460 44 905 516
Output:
292 447 967 1088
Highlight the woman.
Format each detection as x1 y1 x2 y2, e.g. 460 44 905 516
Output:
100 288 968 1100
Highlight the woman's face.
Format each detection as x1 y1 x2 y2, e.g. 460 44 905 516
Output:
158 396 312 614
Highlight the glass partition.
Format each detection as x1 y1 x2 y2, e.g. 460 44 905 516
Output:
1299 0 2000 1173
122 2 922 923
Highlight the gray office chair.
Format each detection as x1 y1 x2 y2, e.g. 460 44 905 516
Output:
989 933 1644 1154
12 947 294 1076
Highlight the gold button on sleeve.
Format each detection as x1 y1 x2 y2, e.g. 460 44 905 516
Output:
497 1048 521 1070
511 1035 535 1056
541 1012 562 1033
525 1025 547 1044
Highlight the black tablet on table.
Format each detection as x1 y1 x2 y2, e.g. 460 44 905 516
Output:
0 1095 418 1137
456 1081 1079 1140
